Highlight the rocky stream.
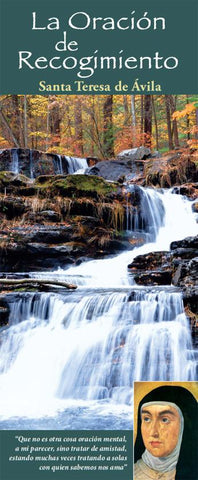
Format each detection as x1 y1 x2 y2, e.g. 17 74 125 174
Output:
0 147 197 430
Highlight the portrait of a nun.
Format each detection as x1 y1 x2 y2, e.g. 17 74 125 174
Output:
134 385 197 480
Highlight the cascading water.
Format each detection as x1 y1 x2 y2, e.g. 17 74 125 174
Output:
0 189 197 429
11 148 19 174
56 154 64 174
65 155 88 174
55 155 88 175
125 185 165 242
29 150 34 179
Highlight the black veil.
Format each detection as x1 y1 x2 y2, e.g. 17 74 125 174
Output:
134 385 197 480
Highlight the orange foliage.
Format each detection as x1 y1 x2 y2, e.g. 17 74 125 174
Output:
187 126 198 149
0 94 198 156
172 103 196 120
0 136 12 149
115 127 154 154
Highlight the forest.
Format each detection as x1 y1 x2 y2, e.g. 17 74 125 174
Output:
0 94 197 158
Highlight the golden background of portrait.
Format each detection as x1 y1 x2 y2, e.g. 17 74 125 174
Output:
134 381 198 443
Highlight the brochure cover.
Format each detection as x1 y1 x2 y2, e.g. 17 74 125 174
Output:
0 1 197 479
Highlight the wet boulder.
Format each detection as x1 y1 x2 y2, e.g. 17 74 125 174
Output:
87 159 146 183
170 235 198 251
0 196 26 218
172 183 198 200
35 210 61 223
87 147 151 182
35 174 118 199
134 271 172 285
128 251 172 286
0 296 9 326
0 149 67 178
172 257 198 288
145 151 198 187
128 235 198 325
128 251 170 270
117 146 151 161
0 171 31 194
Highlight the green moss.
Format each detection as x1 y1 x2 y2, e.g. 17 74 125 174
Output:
0 171 31 194
57 174 117 194
0 171 29 184
35 174 118 198
35 174 55 185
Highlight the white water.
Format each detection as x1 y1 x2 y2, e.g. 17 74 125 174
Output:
65 155 88 174
9 152 88 178
35 189 197 288
10 149 34 178
55 155 88 175
29 150 34 179
0 189 197 429
11 149 19 174
56 155 64 174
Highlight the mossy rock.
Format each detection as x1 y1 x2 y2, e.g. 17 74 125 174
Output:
145 153 198 187
18 186 37 196
35 174 56 185
35 174 118 199
0 171 31 193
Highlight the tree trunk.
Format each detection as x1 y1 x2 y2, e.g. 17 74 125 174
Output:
92 103 105 157
46 102 50 152
140 96 144 134
0 107 20 147
131 96 136 127
103 95 114 158
169 95 180 148
144 95 152 148
74 97 84 155
12 95 24 146
24 95 28 148
196 109 198 140
123 96 130 125
65 99 72 138
186 95 190 141
131 95 136 146
0 278 77 290
90 97 95 156
165 95 174 150
49 101 61 147
152 96 159 151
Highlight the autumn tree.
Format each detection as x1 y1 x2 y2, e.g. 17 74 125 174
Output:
152 96 159 151
48 98 61 147
165 95 174 150
0 94 198 155
144 95 152 148
74 96 84 155
103 95 114 158
172 96 198 148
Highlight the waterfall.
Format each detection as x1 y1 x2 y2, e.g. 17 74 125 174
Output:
55 155 88 175
29 150 34 179
125 185 165 241
56 154 63 174
65 155 88 174
0 189 197 429
11 148 19 174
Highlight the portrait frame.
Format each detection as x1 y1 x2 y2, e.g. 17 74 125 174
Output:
133 381 198 480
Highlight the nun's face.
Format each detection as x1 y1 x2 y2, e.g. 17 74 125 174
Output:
141 404 180 458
